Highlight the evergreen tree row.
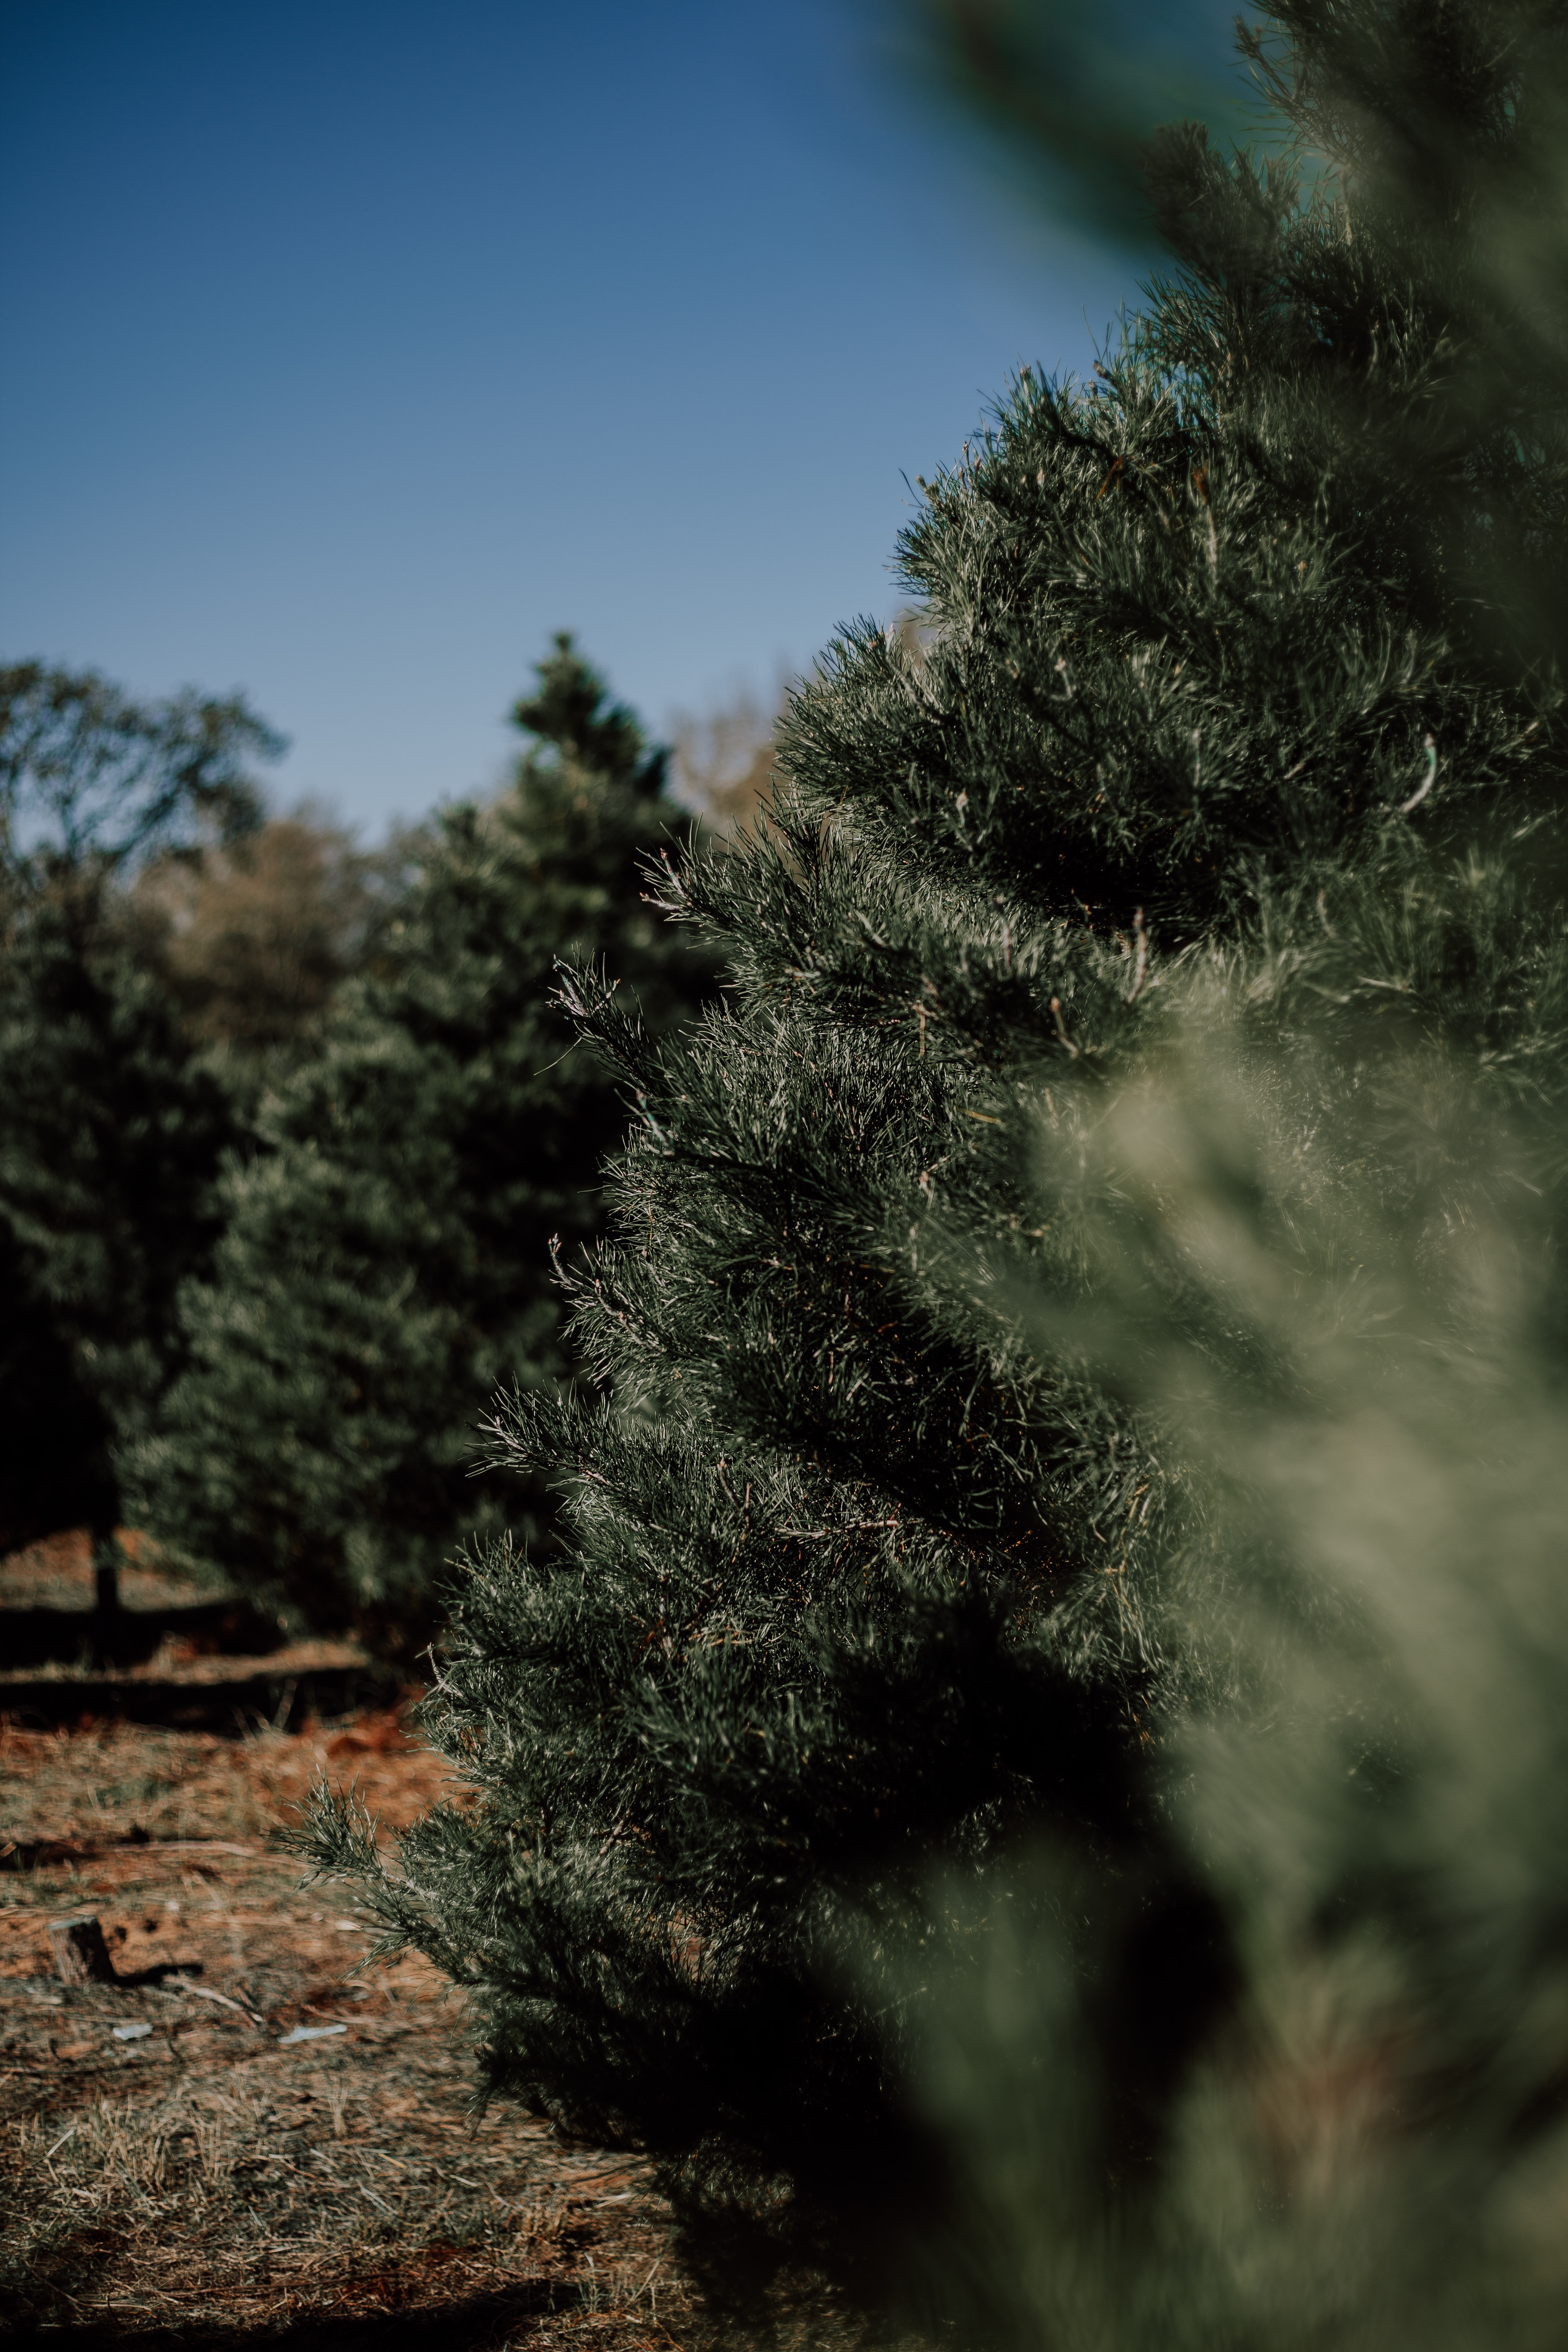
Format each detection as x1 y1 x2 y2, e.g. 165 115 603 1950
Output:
305 3 1568 2339
2 639 710 1647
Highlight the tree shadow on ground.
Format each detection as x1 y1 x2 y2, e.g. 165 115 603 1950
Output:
2 1598 283 1671
4 2278 595 2352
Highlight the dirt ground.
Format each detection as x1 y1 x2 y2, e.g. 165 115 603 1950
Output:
0 1706 712 2349
0 1538 852 2352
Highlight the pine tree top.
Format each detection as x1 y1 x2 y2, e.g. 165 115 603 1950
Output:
510 632 668 801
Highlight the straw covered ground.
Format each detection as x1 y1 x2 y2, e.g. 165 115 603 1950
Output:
0 1702 716 2349
0 1536 865 2351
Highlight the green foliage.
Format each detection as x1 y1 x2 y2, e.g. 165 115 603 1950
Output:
901 0 1256 249
303 5 1568 2334
0 659 278 877
134 637 714 1653
856 986 1568 2348
0 667 279 1560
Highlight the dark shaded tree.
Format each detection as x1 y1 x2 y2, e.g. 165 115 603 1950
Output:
0 663 279 1609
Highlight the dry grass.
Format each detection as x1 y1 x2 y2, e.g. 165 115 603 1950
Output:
0 1539 862 2349
0 1707 436 1851
0 1710 746 2349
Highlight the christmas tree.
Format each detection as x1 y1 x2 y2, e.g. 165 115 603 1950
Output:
308 3 1568 2332
135 637 716 1655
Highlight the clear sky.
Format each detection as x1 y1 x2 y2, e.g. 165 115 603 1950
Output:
1 1 1156 833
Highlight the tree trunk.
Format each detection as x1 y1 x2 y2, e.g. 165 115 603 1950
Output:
93 1528 121 1618
48 1913 117 1986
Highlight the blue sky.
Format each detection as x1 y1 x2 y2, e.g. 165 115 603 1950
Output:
0 1 1198 833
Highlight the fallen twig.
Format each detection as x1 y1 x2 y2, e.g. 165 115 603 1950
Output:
1127 907 1149 1003
162 1977 267 2030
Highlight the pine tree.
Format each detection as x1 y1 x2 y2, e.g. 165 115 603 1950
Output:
0 664 277 1604
308 3 1568 2329
134 637 716 1656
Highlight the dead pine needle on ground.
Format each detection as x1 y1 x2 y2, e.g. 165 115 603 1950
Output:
0 1705 801 2349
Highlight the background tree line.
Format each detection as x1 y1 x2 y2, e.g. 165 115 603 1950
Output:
0 637 722 1651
